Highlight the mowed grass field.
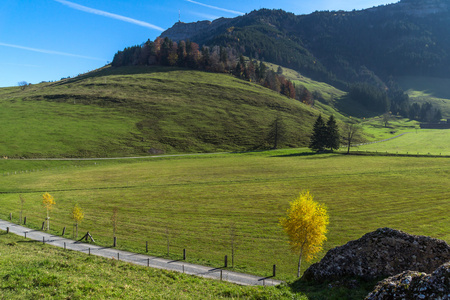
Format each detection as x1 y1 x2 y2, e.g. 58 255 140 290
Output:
0 150 448 281
352 129 450 155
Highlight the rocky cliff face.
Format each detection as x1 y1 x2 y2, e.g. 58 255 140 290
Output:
160 21 211 42
302 228 450 282
365 262 450 300
160 18 230 42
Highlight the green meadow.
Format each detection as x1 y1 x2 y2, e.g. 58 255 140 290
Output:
353 129 450 155
0 150 448 282
1 66 449 299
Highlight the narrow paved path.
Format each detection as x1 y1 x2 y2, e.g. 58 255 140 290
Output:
0 219 282 287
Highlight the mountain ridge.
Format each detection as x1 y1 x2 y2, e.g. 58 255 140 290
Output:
161 0 450 87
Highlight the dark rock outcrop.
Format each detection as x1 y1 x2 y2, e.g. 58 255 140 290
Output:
302 228 450 282
160 18 230 43
365 262 450 300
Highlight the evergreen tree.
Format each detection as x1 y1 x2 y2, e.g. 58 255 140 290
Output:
325 115 340 151
219 46 228 64
259 61 267 81
309 115 327 152
267 115 286 149
200 46 211 69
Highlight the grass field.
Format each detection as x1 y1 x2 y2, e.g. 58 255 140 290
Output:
0 150 448 283
1 66 449 299
352 129 450 155
0 230 302 299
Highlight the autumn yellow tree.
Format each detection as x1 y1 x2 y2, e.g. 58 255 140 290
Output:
279 191 329 277
42 192 55 231
71 203 84 239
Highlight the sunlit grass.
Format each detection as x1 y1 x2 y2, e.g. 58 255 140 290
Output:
351 129 450 155
0 66 319 158
0 151 448 282
0 231 302 299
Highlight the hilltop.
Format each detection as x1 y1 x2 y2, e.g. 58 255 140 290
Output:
0 65 326 158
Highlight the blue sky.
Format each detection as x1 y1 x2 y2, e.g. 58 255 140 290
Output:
0 0 397 87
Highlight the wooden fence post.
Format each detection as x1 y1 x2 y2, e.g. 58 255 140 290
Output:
166 227 170 256
6 227 9 234
224 255 228 268
113 237 117 247
9 213 12 220
41 222 45 231
62 227 66 236
24 217 27 225
146 241 148 253
273 264 276 277
183 249 186 260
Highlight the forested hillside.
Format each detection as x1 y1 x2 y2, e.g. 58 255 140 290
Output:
160 0 449 119
163 0 450 84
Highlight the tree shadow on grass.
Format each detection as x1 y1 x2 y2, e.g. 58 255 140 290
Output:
271 152 317 158
17 240 40 243
271 151 338 159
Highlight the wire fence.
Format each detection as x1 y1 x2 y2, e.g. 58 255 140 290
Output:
2 212 292 279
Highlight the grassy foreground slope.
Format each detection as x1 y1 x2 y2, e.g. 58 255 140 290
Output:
0 150 448 282
0 231 301 300
0 65 320 158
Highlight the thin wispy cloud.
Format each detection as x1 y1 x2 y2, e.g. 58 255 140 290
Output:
54 0 165 31
186 0 244 15
0 42 105 61
188 11 221 20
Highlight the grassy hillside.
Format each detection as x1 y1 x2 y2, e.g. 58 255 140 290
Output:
1 150 448 282
0 65 321 158
397 76 450 119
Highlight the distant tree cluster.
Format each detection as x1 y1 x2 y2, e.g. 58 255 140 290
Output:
409 102 442 122
349 82 442 121
112 37 297 100
349 83 390 114
309 115 340 152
